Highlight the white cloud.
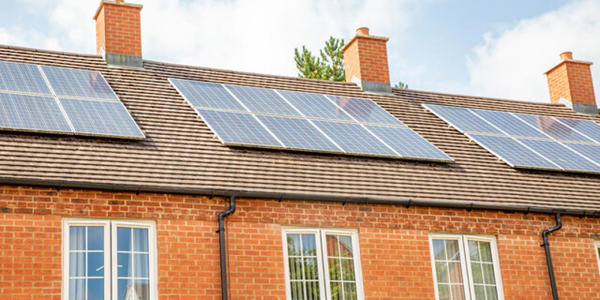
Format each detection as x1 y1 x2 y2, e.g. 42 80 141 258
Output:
468 0 600 104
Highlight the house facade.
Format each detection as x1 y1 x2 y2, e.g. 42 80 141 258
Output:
1 1 600 300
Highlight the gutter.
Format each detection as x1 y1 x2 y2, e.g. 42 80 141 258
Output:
217 196 236 300
1 177 599 217
541 213 562 300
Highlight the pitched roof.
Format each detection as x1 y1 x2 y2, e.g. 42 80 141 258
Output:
1 44 599 214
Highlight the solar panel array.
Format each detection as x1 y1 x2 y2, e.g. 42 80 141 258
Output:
423 104 600 174
170 78 453 162
0 60 144 139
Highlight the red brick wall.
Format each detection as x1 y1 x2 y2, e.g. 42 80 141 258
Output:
342 35 391 84
1 184 600 299
546 60 596 106
94 2 142 56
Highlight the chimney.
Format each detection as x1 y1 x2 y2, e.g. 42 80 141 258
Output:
342 27 391 93
545 51 598 114
94 0 143 68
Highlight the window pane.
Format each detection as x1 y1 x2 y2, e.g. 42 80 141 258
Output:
474 285 485 299
342 259 355 281
344 282 358 300
133 228 149 252
482 263 496 284
486 285 499 300
330 281 342 300
118 253 132 277
117 279 131 300
446 240 460 261
328 258 340 281
87 227 103 251
117 227 131 251
468 240 480 261
134 254 149 278
479 242 493 262
69 253 86 277
69 279 85 300
433 240 447 260
448 262 463 284
437 284 450 300
326 235 339 257
87 252 104 277
338 236 353 257
450 284 466 300
287 234 301 256
134 279 150 300
306 281 320 300
70 226 85 250
290 281 304 300
304 257 318 280
302 234 317 256
87 278 103 300
470 263 483 284
435 262 449 283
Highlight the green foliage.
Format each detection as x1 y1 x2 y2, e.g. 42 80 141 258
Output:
395 81 409 89
294 37 345 81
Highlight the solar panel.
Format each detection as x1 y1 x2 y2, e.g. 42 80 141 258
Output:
0 93 71 132
424 104 501 134
60 99 145 139
425 103 600 174
226 85 301 116
514 113 592 142
41 65 117 100
517 138 600 173
555 117 600 143
312 120 397 157
467 134 559 170
197 109 283 148
470 109 547 138
278 90 353 121
0 61 50 94
366 125 453 161
171 79 452 161
328 95 404 125
256 115 341 152
169 79 245 111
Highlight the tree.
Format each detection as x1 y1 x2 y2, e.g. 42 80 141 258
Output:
294 37 345 81
395 81 409 89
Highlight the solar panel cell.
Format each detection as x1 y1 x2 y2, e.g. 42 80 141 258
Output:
170 79 245 111
256 115 341 152
0 93 71 132
60 99 144 139
41 66 118 100
197 109 282 148
0 61 50 94
517 138 600 173
565 143 600 165
278 90 353 121
366 125 453 161
424 104 502 134
313 120 396 156
555 118 600 143
514 113 592 142
470 109 547 138
328 95 404 125
226 85 300 116
467 134 558 170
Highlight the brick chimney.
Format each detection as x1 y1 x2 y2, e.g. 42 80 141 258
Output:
545 51 598 114
342 27 391 93
94 0 143 68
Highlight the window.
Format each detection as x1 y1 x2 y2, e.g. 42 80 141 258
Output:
282 228 364 300
595 243 600 274
429 234 504 300
63 220 157 300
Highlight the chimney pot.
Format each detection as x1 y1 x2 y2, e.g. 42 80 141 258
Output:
560 51 573 60
356 27 370 36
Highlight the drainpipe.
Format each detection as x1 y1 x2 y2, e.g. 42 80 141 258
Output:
218 196 236 300
541 213 562 300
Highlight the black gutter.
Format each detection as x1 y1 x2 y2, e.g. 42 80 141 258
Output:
541 213 562 300
1 176 600 217
218 196 236 300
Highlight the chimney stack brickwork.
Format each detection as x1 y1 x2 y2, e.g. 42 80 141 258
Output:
545 52 597 114
342 27 391 93
94 0 143 68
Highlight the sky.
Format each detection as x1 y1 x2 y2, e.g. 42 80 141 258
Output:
1 0 599 105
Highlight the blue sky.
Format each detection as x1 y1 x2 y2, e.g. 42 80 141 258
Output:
1 0 598 105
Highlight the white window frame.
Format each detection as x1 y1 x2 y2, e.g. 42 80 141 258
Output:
62 219 157 300
281 227 364 300
429 234 504 300
595 242 600 276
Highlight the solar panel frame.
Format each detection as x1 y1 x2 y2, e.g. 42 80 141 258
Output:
256 115 342 152
59 98 145 139
0 61 51 95
41 65 119 100
0 92 72 133
365 125 453 162
169 79 246 111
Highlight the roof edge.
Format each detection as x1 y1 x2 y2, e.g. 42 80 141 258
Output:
1 176 598 217
0 43 101 58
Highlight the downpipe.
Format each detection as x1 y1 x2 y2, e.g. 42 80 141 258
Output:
541 213 562 300
218 196 236 300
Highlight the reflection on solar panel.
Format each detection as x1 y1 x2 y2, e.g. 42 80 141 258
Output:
424 103 600 174
171 78 453 162
0 60 144 139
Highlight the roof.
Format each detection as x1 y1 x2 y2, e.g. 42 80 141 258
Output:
1 44 600 214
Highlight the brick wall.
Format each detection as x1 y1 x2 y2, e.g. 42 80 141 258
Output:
1 184 600 299
94 1 142 56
